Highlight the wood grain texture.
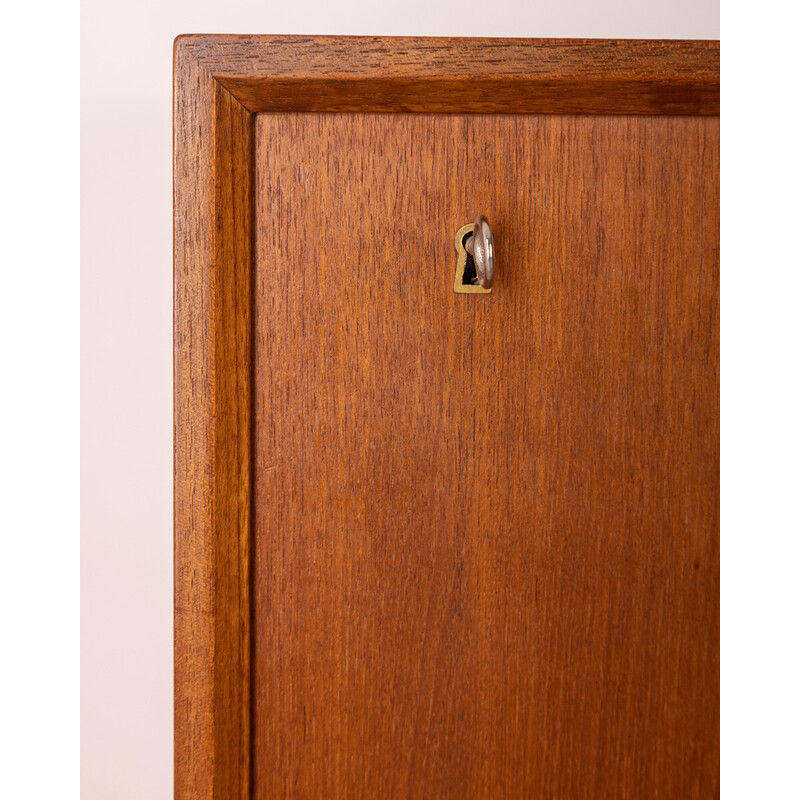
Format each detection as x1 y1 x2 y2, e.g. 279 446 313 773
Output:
252 112 719 799
175 34 719 800
175 35 719 115
174 47 253 800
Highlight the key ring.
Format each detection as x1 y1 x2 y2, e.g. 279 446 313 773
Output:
465 215 495 289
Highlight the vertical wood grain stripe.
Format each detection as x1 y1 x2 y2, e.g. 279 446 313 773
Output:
174 41 215 800
212 82 253 800
174 47 253 800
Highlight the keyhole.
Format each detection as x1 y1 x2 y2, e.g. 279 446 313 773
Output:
461 232 478 286
453 221 491 295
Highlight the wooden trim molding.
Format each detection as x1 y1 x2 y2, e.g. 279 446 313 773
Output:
177 35 719 116
173 35 720 800
174 46 254 800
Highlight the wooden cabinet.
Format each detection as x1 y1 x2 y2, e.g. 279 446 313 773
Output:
175 36 719 799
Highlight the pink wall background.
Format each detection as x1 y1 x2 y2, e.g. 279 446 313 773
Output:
80 2 719 797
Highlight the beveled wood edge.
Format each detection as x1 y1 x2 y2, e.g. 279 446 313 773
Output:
176 35 719 115
174 45 254 800
173 33 720 800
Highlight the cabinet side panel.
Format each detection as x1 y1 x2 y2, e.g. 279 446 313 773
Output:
174 43 216 800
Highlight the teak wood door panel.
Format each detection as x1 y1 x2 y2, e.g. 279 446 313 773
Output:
174 36 719 800
253 112 718 799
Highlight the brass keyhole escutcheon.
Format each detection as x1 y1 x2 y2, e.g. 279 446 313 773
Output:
453 216 494 294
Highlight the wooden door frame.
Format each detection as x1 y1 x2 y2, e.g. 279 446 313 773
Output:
173 35 719 800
